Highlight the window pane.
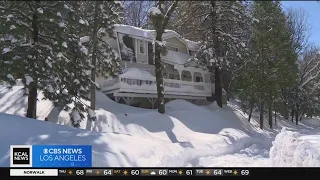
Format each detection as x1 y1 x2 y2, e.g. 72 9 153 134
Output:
139 40 144 53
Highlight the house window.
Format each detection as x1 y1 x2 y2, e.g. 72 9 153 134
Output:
139 40 144 54
169 73 174 79
195 76 203 82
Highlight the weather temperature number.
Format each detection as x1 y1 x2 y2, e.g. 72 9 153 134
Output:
241 170 250 176
131 170 140 176
104 170 112 176
159 170 168 176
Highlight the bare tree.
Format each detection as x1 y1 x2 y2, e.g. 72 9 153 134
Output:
287 7 310 54
281 7 310 120
123 1 156 28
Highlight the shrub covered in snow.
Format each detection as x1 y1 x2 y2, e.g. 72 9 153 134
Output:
269 128 320 167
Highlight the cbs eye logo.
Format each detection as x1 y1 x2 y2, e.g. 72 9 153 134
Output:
10 145 33 167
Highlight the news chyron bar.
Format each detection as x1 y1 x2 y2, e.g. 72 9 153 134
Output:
8 145 320 177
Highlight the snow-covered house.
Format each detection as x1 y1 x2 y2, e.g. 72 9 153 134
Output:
97 24 213 108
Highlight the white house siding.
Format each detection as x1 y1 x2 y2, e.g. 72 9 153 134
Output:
165 37 188 54
102 36 120 55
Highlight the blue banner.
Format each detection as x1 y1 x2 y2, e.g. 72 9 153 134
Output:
32 145 92 167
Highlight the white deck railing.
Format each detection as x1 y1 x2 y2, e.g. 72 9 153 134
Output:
99 75 212 97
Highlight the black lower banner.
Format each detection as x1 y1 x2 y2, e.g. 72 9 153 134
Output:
4 168 320 177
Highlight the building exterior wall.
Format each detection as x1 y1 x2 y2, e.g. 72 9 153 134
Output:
165 37 188 54
102 36 120 55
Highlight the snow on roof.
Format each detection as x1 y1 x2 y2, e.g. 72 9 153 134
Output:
114 24 154 39
184 39 200 50
120 67 155 80
162 50 191 65
113 24 199 50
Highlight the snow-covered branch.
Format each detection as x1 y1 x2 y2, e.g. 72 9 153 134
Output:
163 1 178 27
300 70 320 88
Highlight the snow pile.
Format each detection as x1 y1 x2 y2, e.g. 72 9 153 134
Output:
120 68 155 80
2 83 320 167
0 113 181 167
0 85 53 120
301 118 320 127
269 128 320 167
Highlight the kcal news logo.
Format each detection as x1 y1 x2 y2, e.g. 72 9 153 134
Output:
10 145 92 168
10 145 33 167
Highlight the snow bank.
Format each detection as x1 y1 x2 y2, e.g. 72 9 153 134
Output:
120 68 155 80
302 118 320 127
269 128 320 167
0 113 182 167
0 85 53 120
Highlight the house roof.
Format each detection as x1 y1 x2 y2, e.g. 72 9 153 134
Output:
162 50 191 65
113 24 198 50
120 67 155 80
114 24 154 39
184 39 200 50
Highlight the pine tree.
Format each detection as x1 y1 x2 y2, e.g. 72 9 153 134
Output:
78 1 122 129
248 1 298 128
148 0 178 114
187 1 249 108
39 2 94 128
0 1 67 119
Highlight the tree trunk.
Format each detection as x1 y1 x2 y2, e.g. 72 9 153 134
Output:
215 66 223 108
87 1 100 130
26 3 39 119
26 81 37 119
210 1 222 108
295 105 299 125
155 32 165 114
90 1 100 111
291 106 294 122
268 101 272 129
299 109 304 121
248 97 254 122
259 102 264 129
274 109 277 126
283 105 289 120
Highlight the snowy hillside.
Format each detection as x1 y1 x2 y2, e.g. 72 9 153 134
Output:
0 85 320 167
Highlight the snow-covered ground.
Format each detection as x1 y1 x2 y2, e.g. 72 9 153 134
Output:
0 85 320 167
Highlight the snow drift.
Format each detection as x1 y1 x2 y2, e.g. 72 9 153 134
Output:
2 84 320 167
269 128 320 167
